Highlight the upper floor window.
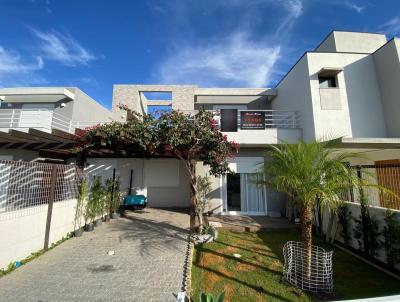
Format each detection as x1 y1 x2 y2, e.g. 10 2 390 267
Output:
318 76 337 88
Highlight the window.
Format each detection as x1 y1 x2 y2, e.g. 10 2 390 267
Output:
318 76 337 88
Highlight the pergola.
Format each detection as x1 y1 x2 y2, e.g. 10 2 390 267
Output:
0 128 79 160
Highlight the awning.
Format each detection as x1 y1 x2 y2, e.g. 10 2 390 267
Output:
336 137 400 149
317 67 343 76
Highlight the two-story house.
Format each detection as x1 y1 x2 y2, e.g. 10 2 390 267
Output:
107 31 400 216
2 31 398 216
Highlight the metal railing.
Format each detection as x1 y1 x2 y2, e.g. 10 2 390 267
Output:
238 110 301 129
0 109 107 134
183 109 301 129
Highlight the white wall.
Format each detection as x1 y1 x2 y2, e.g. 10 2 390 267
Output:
323 201 400 271
316 32 387 54
272 55 314 141
85 158 190 208
0 199 78 269
224 128 302 146
307 52 387 139
373 39 400 138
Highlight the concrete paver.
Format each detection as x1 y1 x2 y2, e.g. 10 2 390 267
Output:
0 208 189 302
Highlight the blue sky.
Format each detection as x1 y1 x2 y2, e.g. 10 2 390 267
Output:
0 0 399 109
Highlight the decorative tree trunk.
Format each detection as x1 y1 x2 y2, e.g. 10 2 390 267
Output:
300 204 313 279
187 159 202 232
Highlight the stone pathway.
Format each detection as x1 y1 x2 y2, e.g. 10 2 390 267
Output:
0 208 189 302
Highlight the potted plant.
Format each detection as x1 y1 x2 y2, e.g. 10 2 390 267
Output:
103 178 114 222
91 176 104 227
74 178 88 237
84 188 96 232
110 177 121 219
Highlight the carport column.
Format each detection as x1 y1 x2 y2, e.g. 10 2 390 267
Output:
44 164 58 251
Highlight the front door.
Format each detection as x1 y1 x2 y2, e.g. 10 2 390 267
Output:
224 173 267 215
227 173 241 212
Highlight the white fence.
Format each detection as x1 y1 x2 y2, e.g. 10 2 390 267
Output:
0 161 83 268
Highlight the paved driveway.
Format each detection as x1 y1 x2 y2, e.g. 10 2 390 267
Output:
0 208 189 302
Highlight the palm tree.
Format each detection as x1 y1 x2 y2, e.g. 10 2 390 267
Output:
258 140 362 278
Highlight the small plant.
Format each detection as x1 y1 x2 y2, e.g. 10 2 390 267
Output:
202 224 212 235
104 178 114 214
74 178 89 230
382 209 400 266
91 176 104 219
110 177 121 214
353 194 380 256
199 292 225 302
337 204 352 245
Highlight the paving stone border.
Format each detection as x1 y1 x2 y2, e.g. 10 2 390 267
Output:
182 235 194 301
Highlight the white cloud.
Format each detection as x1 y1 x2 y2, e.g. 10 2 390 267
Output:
159 32 280 87
379 17 400 36
273 0 303 38
330 1 364 13
281 0 303 18
31 28 99 66
343 2 364 13
0 46 45 87
0 46 43 73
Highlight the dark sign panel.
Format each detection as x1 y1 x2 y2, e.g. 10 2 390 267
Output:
240 111 265 130
220 109 238 132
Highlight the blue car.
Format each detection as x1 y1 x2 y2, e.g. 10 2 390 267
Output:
123 195 147 210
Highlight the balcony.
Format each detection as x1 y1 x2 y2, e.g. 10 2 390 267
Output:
0 109 106 134
217 110 302 146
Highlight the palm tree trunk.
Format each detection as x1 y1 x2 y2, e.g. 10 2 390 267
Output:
300 205 313 279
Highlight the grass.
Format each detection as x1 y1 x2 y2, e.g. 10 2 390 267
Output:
191 229 400 302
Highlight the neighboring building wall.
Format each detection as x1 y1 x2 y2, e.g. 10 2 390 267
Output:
53 99 74 120
307 52 387 139
272 56 313 141
373 38 400 138
71 88 112 122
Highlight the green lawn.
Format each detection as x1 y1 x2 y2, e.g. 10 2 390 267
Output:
191 229 400 302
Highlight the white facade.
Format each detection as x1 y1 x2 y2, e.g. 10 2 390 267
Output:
111 31 400 216
0 31 398 216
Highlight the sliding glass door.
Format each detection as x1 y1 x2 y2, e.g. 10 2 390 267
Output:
224 173 267 215
241 173 267 215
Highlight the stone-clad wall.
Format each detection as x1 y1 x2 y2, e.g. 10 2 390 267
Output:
112 85 196 120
